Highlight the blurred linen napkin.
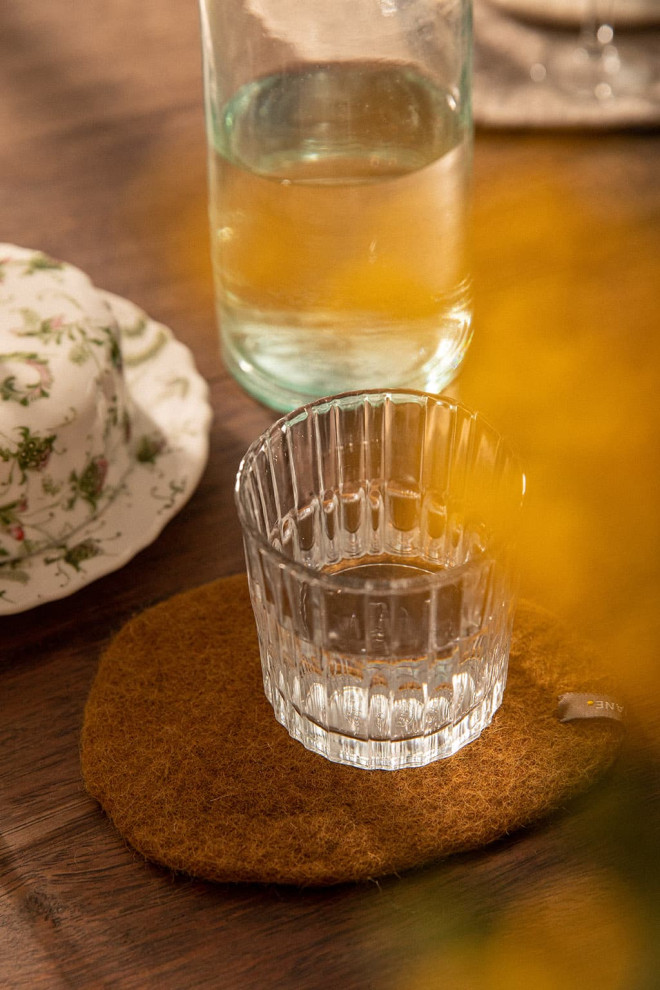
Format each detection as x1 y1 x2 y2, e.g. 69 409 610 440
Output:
474 0 660 128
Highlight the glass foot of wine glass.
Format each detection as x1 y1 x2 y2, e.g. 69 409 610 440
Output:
545 20 653 100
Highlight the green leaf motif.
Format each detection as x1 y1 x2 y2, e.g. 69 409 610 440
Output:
14 428 56 473
24 253 64 274
136 435 166 464
69 342 90 365
108 331 123 370
0 428 55 479
68 456 108 510
63 539 102 571
0 353 52 405
0 500 24 527
41 476 62 496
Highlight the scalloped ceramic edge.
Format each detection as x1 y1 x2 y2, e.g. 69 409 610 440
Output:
0 289 212 614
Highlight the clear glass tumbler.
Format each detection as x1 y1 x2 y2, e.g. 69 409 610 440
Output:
235 390 525 770
199 0 473 412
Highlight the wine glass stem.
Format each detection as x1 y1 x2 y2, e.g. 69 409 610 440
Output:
581 0 616 56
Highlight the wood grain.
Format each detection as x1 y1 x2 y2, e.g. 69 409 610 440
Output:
1 1 659 987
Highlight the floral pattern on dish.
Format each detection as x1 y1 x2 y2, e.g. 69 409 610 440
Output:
0 250 211 613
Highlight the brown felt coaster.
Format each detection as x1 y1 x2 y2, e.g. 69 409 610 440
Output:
81 574 623 886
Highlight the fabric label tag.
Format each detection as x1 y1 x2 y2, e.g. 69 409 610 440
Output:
558 692 625 723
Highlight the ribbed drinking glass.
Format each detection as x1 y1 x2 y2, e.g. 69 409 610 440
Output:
235 389 525 770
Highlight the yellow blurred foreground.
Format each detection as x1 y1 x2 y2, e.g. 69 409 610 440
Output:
461 138 659 740
125 131 659 742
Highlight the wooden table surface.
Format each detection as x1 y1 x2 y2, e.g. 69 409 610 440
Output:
1 2 658 987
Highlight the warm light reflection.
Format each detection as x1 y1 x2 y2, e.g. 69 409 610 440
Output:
399 872 647 990
458 149 660 742
122 134 659 746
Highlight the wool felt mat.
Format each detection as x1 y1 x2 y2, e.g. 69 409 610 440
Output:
81 573 623 886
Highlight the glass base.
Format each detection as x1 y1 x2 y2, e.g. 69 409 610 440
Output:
219 300 472 412
265 676 505 771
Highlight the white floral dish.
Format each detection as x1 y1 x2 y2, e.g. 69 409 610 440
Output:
0 251 211 614
1 246 136 559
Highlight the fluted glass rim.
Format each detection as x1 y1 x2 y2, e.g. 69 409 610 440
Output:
234 388 525 594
